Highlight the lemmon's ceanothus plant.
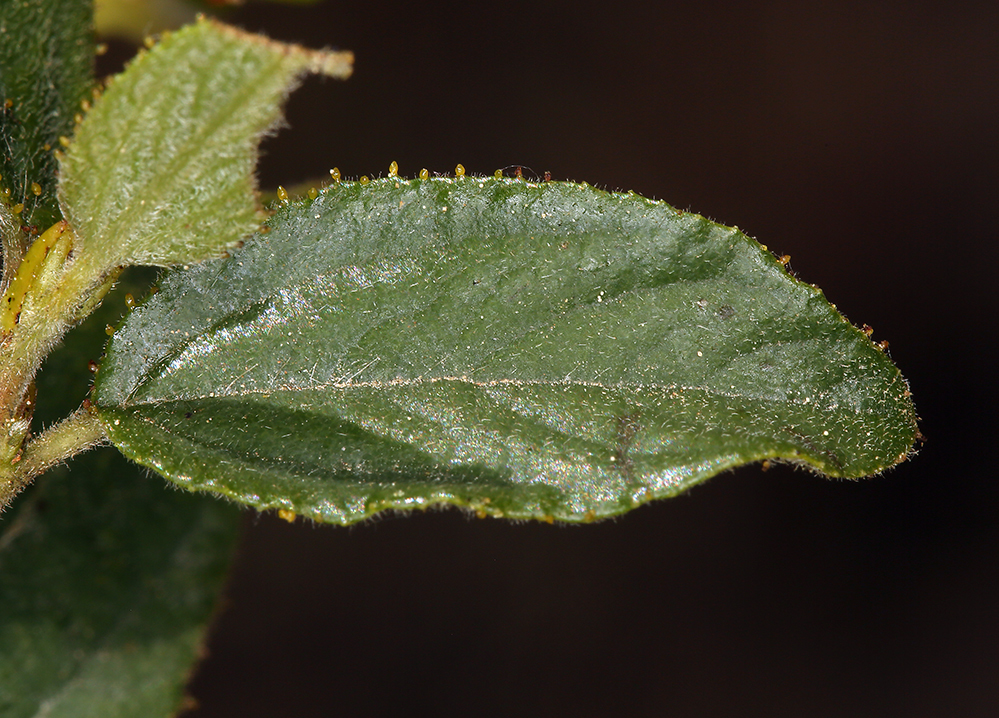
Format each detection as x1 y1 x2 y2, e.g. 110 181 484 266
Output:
0 1 918 714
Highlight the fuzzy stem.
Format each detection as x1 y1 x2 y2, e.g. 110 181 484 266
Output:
0 223 116 481
0 405 107 511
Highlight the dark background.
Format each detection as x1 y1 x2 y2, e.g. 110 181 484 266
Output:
168 1 998 715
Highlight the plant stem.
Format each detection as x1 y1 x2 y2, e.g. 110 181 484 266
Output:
0 223 115 489
0 405 107 511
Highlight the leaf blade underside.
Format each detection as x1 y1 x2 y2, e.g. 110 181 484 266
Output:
94 177 917 524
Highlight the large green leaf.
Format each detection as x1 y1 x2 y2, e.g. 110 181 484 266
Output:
93 177 918 524
0 0 93 259
58 17 352 276
1 271 240 717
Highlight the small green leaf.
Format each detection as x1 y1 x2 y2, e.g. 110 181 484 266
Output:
94 177 918 524
0 0 93 254
58 17 352 276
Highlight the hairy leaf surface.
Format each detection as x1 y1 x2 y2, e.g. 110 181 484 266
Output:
94 177 917 524
0 0 93 261
58 17 351 275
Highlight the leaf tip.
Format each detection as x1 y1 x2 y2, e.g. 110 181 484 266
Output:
203 17 354 80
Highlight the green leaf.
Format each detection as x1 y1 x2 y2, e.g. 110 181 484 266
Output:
57 17 352 276
0 0 93 254
0 450 240 718
93 177 918 525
